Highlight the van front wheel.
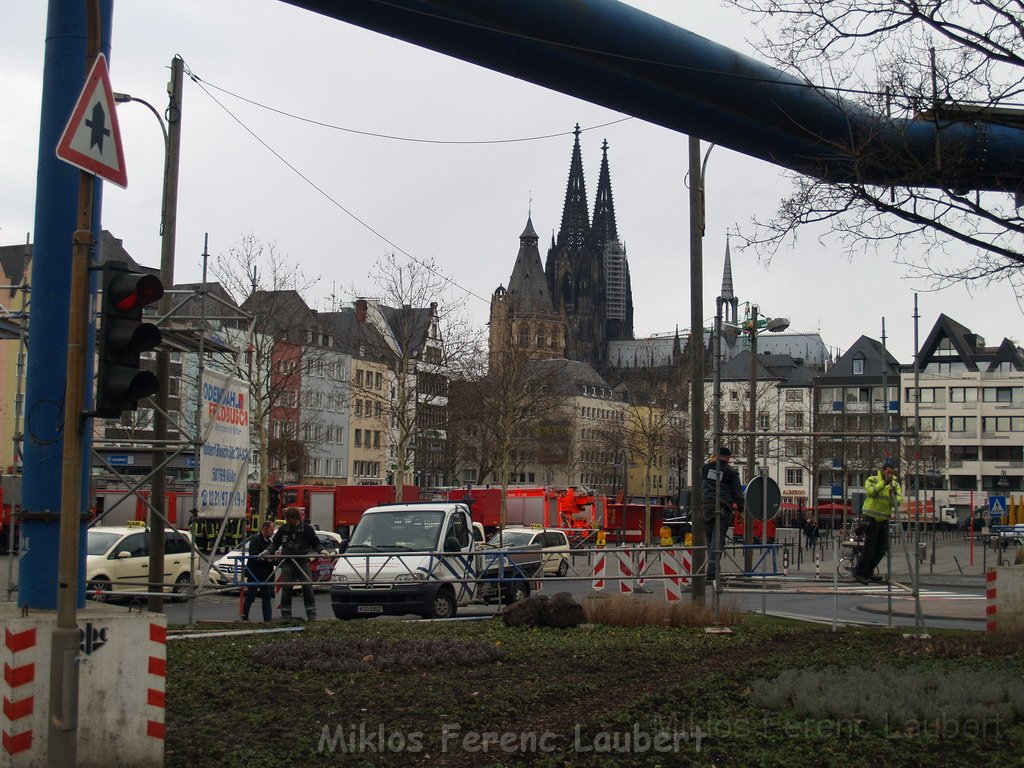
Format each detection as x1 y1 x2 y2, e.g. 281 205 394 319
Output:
425 589 457 620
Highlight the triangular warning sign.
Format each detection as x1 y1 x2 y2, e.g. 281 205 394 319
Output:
56 53 127 188
992 500 1006 517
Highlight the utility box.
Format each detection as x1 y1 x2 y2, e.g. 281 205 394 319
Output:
0 605 165 767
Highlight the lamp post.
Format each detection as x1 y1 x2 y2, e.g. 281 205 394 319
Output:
688 137 714 602
740 304 790 571
114 56 184 613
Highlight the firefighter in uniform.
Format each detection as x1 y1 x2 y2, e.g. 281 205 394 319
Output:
259 506 324 621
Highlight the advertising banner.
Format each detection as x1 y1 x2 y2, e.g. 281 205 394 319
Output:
198 370 250 519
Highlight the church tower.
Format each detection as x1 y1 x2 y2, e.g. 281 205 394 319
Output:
490 216 566 370
592 139 633 344
544 125 636 371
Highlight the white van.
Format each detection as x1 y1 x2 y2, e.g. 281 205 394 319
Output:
330 502 536 620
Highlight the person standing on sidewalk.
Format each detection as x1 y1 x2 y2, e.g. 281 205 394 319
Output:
242 520 276 621
853 457 904 584
700 446 744 581
259 507 324 621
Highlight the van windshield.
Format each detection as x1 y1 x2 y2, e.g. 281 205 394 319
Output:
348 511 445 552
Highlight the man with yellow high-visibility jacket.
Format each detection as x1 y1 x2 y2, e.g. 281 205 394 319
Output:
853 457 904 584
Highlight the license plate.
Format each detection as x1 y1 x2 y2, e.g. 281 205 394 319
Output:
357 605 384 614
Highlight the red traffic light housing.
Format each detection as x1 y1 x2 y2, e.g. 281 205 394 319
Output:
95 261 164 418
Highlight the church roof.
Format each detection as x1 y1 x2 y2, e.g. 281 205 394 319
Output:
556 124 590 253
506 216 555 314
591 139 618 255
720 237 735 299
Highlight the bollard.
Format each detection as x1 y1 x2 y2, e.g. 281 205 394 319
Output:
815 552 820 580
783 549 789 577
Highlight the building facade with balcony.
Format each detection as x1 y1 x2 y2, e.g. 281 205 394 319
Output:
900 314 1024 510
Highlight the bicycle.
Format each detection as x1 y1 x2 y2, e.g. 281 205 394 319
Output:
837 528 865 577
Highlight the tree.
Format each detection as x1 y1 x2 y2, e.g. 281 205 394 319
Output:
354 253 482 499
463 334 568 530
210 234 334 520
725 0 1024 294
615 353 690 543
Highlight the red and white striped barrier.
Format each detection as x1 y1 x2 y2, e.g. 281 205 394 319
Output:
987 569 997 633
617 551 634 594
2 626 37 758
147 623 167 741
0 606 166 766
591 551 634 593
660 549 692 603
591 551 606 591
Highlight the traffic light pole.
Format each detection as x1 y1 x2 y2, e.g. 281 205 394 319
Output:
148 55 184 612
49 6 102 761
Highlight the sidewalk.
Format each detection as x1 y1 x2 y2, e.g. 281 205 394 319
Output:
768 529 995 584
741 530 992 622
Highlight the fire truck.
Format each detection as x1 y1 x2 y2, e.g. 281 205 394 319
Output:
0 477 19 551
439 486 550 532
730 509 777 543
273 484 422 535
604 499 678 543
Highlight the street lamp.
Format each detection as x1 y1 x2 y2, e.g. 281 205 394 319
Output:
733 304 790 571
113 56 184 614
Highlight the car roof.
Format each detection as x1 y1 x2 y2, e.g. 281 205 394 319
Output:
499 527 564 535
88 525 191 536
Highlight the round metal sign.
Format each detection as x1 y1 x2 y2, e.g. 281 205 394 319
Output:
744 475 782 520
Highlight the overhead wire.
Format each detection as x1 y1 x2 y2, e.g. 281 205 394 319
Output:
184 64 498 305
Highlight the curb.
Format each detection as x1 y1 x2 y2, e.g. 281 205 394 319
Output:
855 601 985 623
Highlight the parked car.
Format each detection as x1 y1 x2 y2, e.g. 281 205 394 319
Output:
86 522 194 600
485 527 570 577
209 530 343 589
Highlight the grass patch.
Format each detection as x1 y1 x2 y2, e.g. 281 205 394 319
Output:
166 619 1024 768
581 593 743 627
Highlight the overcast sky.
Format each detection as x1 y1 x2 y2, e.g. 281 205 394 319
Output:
3 1 1020 363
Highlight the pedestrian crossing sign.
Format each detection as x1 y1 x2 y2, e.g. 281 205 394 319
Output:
989 496 1007 519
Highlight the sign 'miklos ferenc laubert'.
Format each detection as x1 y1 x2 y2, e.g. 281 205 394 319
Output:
199 370 250 519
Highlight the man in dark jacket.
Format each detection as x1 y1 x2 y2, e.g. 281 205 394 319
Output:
700 446 744 581
260 506 324 621
242 520 276 622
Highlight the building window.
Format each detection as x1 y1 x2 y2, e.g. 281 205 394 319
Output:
785 412 804 430
375 372 382 389
983 387 1020 404
983 416 1024 433
785 467 803 485
949 416 977 433
758 413 770 430
355 370 364 387
354 429 362 448
784 440 803 457
785 390 803 402
950 387 977 403
852 357 865 375
374 431 381 449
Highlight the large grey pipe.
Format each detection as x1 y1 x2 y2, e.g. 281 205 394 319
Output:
284 0 1023 193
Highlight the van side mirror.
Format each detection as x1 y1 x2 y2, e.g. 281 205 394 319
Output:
444 536 461 552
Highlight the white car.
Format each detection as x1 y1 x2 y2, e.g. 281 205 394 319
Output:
209 530 344 589
486 527 571 577
86 522 195 599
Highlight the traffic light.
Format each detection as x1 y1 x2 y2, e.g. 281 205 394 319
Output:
95 260 164 418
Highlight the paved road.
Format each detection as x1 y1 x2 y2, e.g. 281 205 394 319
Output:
0 531 994 631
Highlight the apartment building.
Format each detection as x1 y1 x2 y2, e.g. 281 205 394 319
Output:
901 314 1024 509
